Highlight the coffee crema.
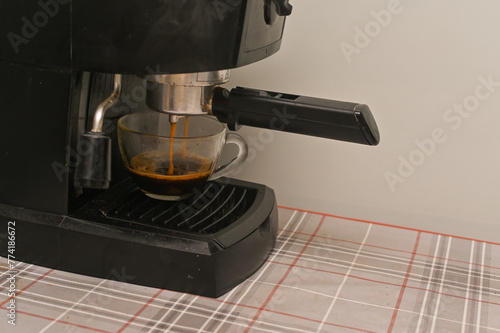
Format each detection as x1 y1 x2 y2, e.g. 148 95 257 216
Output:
127 151 213 196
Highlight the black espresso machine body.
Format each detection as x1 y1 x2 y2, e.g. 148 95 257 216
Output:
0 0 290 297
0 0 379 297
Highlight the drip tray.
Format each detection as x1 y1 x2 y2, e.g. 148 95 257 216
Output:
1 178 278 298
93 178 259 237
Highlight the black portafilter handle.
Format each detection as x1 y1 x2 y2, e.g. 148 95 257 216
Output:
211 87 380 146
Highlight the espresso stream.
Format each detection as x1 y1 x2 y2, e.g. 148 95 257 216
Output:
167 117 190 175
127 118 213 196
167 122 176 175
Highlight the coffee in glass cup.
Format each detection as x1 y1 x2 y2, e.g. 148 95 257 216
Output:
118 112 248 200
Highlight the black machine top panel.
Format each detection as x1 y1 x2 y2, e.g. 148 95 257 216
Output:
0 0 287 75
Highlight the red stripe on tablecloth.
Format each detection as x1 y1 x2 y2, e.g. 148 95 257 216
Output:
115 289 163 333
265 259 500 307
0 268 53 307
278 228 500 271
0 308 113 333
387 232 421 332
278 205 500 246
199 294 379 332
243 216 325 333
263 310 378 333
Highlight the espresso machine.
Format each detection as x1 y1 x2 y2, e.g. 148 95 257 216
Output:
0 0 379 297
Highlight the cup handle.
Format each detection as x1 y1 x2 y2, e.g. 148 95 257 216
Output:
209 133 248 180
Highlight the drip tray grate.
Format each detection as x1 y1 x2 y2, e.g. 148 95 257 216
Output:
78 178 258 236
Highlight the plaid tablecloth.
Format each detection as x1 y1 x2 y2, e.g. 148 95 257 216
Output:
1 207 500 332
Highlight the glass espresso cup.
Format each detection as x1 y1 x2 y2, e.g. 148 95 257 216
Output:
118 112 248 200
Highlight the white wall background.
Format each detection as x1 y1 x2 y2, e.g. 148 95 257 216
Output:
227 0 500 242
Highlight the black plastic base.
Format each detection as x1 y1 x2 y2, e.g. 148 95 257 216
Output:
0 178 277 298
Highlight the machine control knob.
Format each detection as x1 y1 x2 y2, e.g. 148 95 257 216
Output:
264 0 293 25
